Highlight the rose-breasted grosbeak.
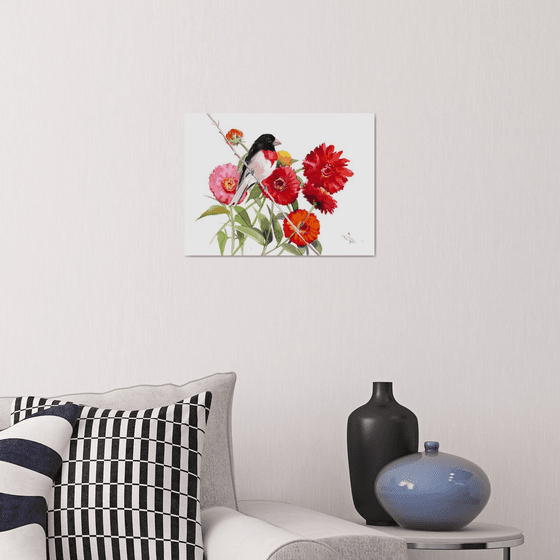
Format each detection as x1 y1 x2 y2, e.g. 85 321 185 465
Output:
229 133 281 206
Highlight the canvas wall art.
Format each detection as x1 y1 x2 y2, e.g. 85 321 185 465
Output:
185 113 375 256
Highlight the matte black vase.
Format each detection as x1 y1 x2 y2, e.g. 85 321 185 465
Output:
347 382 419 525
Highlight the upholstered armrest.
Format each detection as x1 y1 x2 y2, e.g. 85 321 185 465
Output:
202 501 407 560
238 500 408 560
201 506 339 560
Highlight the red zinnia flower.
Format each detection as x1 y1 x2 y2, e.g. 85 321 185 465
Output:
302 182 338 214
283 209 320 247
261 166 300 206
302 143 354 194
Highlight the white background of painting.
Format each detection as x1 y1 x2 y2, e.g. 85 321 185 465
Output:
185 113 375 256
1 3 559 559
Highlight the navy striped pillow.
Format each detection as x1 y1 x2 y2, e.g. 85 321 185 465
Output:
12 392 212 560
0 404 80 559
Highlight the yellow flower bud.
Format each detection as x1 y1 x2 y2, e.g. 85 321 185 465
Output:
277 150 293 166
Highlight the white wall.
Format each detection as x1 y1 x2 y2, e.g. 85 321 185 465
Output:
1 2 558 558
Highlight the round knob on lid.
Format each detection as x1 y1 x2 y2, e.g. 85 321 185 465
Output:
424 441 439 453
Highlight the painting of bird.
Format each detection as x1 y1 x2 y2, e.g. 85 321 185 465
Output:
229 133 281 206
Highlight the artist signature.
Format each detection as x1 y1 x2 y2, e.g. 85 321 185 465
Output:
342 232 357 244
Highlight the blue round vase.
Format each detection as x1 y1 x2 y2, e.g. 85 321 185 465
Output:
374 441 491 531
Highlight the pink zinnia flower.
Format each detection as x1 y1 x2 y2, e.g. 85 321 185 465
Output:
209 163 245 205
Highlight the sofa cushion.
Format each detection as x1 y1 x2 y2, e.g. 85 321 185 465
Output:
0 404 80 560
0 372 237 511
12 393 212 560
201 507 339 560
238 500 408 560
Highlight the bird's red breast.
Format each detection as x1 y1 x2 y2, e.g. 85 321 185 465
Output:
263 150 278 165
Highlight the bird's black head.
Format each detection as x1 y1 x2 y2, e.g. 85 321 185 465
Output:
253 133 281 151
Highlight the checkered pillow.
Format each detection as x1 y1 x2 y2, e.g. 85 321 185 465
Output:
11 392 212 560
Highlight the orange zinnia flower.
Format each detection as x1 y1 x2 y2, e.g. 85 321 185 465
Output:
226 129 244 144
283 209 320 247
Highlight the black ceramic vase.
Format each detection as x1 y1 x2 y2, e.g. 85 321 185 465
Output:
347 382 419 525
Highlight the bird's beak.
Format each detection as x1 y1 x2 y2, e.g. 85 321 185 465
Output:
273 139 281 146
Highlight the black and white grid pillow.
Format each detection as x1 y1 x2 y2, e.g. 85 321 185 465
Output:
11 392 212 560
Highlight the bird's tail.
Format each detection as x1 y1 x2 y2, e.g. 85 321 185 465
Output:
229 178 255 206
228 186 244 207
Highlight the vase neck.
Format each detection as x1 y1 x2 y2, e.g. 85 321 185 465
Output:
370 382 395 403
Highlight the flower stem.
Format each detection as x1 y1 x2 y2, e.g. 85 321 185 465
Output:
210 221 229 245
243 200 258 212
252 196 267 227
230 209 235 255
263 245 281 256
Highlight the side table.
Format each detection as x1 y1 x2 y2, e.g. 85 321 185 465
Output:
365 522 524 559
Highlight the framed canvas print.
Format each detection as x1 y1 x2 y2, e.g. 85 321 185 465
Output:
185 113 375 257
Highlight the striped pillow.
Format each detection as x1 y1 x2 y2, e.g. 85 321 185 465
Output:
11 392 212 560
0 404 80 560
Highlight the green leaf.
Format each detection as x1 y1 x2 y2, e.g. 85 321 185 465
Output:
270 212 283 244
232 221 246 240
233 225 266 246
311 238 323 254
248 183 262 201
197 204 230 220
234 206 251 227
258 214 271 233
258 214 272 246
291 199 299 212
281 242 304 256
217 231 228 255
